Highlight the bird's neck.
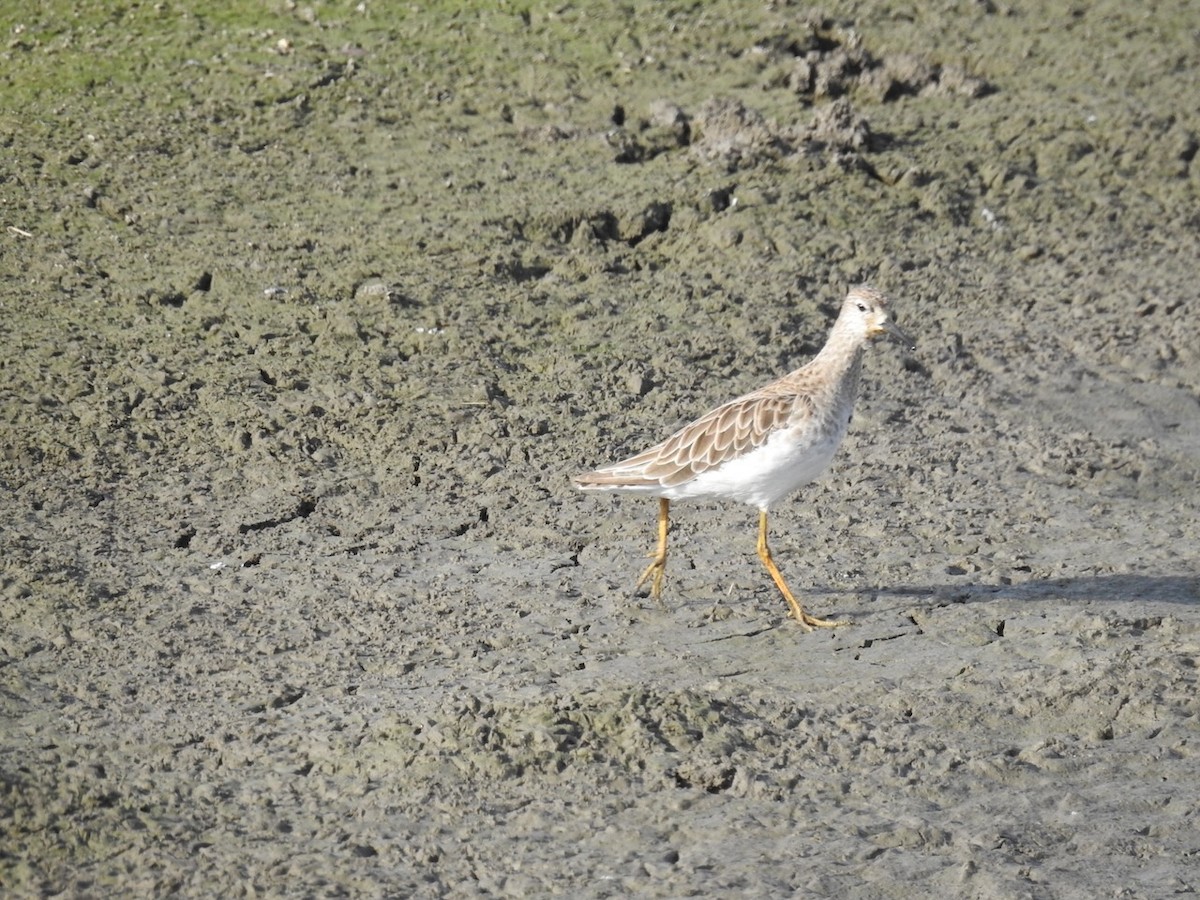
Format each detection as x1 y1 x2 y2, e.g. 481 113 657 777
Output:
811 326 866 395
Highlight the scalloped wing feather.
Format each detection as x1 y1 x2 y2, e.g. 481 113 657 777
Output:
577 388 810 489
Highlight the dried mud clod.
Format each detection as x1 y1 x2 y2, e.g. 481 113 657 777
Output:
675 18 989 170
752 15 991 102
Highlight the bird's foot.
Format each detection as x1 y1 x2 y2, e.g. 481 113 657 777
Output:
636 555 667 600
793 609 852 632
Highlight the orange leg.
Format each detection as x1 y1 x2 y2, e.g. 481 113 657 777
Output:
635 498 670 599
756 509 849 631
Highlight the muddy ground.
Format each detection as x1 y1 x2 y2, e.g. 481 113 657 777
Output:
2 1 1198 897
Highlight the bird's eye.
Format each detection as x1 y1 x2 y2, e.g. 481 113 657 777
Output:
856 303 868 312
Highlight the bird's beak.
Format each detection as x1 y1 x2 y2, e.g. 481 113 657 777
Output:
872 319 914 350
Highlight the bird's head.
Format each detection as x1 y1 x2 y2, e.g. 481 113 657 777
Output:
842 285 913 349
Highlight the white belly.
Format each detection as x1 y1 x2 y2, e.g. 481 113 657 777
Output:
661 422 845 509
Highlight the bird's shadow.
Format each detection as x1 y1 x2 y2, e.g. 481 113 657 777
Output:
835 572 1199 612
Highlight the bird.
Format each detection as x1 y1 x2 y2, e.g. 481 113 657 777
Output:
574 284 912 630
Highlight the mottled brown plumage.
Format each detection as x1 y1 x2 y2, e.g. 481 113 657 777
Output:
575 284 911 630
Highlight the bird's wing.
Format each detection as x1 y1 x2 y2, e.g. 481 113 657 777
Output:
578 387 810 488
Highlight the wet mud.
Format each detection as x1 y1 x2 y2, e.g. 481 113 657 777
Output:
2 2 1198 896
